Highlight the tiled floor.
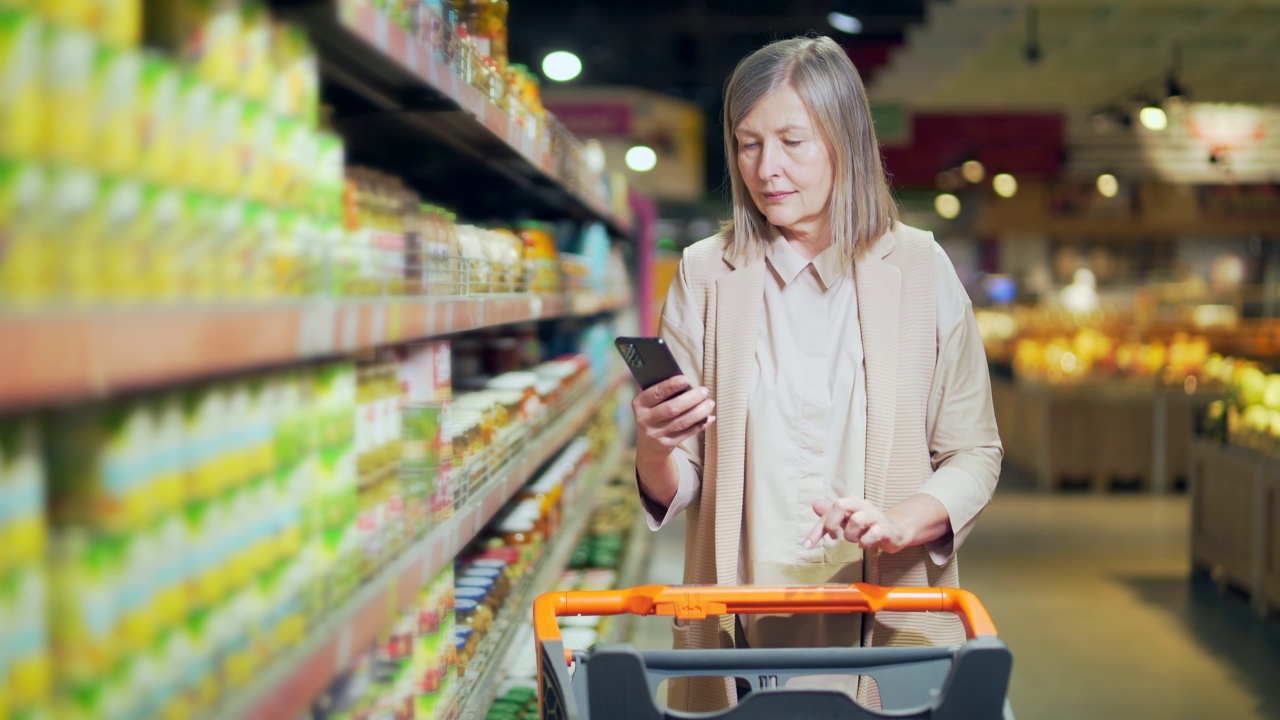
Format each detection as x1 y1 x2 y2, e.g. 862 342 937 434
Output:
630 483 1280 719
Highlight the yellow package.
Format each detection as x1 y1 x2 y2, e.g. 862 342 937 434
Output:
114 531 159 657
270 116 303 208
149 513 188 633
41 25 96 166
269 23 316 125
0 421 47 574
37 0 93 31
207 90 242 197
0 10 42 159
97 0 139 48
212 197 249 300
313 132 344 221
242 202 275 299
238 0 270 102
175 72 214 192
137 55 179 185
90 47 141 176
47 166 102 306
48 530 120 687
139 186 184 302
267 206 298 297
143 0 240 91
181 193 219 302
242 103 274 203
0 160 47 308
97 178 146 303
182 386 229 503
6 566 52 719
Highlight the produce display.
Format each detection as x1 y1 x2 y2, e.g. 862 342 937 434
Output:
1201 356 1280 456
978 309 1216 387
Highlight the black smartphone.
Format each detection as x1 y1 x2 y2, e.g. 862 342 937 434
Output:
615 337 687 394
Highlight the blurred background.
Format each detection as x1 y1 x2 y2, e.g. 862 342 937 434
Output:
1 0 1279 719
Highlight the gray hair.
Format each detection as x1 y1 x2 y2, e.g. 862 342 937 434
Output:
720 35 898 265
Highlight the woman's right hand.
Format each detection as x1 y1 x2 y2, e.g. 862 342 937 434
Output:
632 375 716 457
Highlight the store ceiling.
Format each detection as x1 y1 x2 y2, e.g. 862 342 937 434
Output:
508 0 923 99
869 0 1280 111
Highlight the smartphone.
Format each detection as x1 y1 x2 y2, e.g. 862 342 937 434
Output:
614 337 687 394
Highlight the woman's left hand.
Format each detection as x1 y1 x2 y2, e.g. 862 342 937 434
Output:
803 499 911 554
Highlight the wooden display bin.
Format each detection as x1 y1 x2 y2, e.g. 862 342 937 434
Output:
1266 474 1280 615
991 374 1209 492
1189 440 1265 593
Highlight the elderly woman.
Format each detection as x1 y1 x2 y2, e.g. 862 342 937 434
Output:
631 35 1003 711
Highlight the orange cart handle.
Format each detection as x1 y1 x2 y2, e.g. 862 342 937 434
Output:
534 583 998 647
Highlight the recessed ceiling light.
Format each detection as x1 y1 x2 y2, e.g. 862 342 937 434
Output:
993 173 1018 198
625 145 657 172
961 160 985 183
1097 173 1119 198
935 193 961 220
542 51 582 82
1139 105 1168 131
827 11 862 34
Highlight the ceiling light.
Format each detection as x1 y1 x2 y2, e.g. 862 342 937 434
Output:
827 11 862 34
993 173 1018 198
934 193 961 220
542 51 582 82
625 145 657 172
961 160 985 184
1096 173 1119 198
1139 104 1168 131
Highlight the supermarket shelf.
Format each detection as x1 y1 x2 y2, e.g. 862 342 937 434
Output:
270 0 634 238
600 505 654 645
212 370 627 720
453 437 627 719
0 292 627 409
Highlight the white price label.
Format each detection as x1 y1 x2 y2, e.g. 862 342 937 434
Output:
298 304 337 356
336 626 353 670
370 304 388 342
373 13 390 52
341 306 360 351
529 296 544 317
405 37 418 74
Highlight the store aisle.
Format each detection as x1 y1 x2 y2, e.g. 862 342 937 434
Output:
631 487 1280 719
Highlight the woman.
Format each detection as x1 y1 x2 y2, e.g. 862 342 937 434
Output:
632 35 1003 711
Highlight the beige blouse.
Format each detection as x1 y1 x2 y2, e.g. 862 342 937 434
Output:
642 236 990 611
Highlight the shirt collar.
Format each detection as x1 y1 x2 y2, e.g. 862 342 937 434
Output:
765 235 846 290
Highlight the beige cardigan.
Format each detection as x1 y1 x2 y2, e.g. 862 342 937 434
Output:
655 223 1004 711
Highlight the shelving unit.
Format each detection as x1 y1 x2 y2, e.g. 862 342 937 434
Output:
210 371 627 720
270 0 634 236
1188 439 1280 619
0 292 627 409
452 437 627 719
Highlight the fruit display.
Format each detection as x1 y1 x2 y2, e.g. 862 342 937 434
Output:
1201 356 1280 456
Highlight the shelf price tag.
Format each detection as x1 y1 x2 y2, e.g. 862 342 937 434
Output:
340 306 361 352
373 11 390 52
298 303 337 356
336 625 353 671
370 303 388 343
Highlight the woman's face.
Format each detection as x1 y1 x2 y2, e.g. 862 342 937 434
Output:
735 84 833 242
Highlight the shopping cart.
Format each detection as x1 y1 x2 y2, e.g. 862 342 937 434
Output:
533 584 1014 719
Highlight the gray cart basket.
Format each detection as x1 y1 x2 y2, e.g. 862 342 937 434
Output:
532 583 1014 720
